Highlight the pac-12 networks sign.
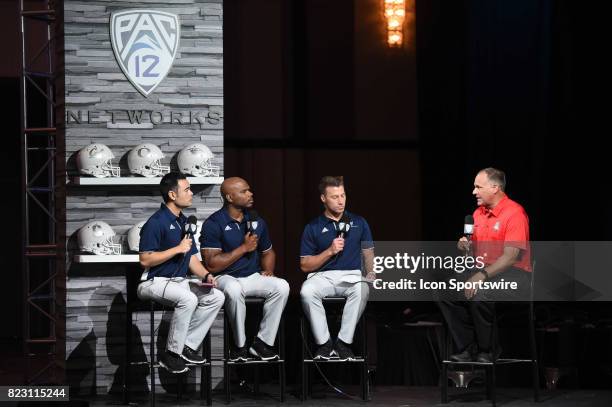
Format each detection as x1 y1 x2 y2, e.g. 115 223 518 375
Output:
110 10 180 97
66 10 221 128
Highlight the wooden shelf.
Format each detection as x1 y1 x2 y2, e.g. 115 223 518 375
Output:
69 176 223 186
74 254 139 263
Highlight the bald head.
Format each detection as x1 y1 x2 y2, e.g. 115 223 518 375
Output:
221 177 247 196
221 177 254 208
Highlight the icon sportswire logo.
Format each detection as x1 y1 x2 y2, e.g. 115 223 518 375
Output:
110 10 180 97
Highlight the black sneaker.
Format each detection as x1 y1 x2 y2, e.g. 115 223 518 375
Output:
159 351 189 374
334 339 356 361
229 346 250 362
249 337 279 361
181 346 206 365
313 339 334 360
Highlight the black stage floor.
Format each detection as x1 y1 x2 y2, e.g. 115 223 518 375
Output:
73 386 612 406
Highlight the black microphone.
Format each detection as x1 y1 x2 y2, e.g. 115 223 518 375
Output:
244 210 259 260
246 209 259 234
169 216 197 282
463 215 474 240
184 215 198 237
337 214 351 238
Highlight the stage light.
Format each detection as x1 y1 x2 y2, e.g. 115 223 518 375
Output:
388 32 403 46
388 18 401 29
383 0 406 48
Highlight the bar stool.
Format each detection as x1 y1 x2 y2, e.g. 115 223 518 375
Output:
125 273 212 406
440 262 539 406
300 296 368 401
222 296 286 403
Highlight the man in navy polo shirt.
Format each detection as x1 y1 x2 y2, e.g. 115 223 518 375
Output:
137 172 224 374
201 177 289 361
300 176 375 361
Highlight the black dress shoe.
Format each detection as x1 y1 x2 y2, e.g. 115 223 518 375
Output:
449 348 474 362
476 347 502 363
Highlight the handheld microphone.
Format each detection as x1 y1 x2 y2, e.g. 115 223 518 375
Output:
337 214 351 238
463 214 474 256
244 210 259 260
184 215 198 237
464 215 474 240
246 209 259 234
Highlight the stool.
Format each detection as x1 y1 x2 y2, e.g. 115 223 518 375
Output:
300 296 368 401
223 296 286 403
125 279 212 406
440 262 539 406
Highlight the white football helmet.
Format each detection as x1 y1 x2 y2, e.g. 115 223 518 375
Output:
127 221 146 252
77 221 122 255
177 143 220 177
76 143 121 178
127 143 170 177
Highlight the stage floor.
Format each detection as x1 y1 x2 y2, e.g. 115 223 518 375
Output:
81 386 612 406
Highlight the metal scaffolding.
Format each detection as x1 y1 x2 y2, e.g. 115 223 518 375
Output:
19 0 65 385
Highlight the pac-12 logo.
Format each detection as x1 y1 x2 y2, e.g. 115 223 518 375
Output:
110 10 180 97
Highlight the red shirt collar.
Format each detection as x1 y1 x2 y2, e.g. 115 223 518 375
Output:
479 195 510 217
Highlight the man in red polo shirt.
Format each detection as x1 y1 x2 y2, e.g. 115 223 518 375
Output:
439 167 531 363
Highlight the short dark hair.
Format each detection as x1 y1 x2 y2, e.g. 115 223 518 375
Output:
160 172 187 203
481 167 506 191
318 176 344 195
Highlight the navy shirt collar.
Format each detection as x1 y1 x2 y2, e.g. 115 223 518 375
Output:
220 206 257 225
160 203 185 223
318 210 353 226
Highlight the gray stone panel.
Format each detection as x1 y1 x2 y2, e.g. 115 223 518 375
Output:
64 0 224 395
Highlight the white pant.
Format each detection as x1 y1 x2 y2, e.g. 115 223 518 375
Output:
137 277 225 354
216 272 290 347
300 269 369 345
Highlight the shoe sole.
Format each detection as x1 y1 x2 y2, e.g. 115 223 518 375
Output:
249 347 279 361
228 356 249 362
180 355 207 365
159 360 189 374
449 357 475 363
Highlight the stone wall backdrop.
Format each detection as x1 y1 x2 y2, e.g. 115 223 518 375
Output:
63 0 224 397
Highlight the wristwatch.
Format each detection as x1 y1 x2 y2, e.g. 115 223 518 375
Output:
480 268 489 280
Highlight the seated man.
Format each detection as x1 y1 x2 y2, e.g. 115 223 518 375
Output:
300 176 374 361
201 177 289 361
137 172 224 374
439 167 532 363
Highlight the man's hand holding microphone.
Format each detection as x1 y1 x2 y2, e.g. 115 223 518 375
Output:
328 237 345 256
242 232 258 253
176 235 193 255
